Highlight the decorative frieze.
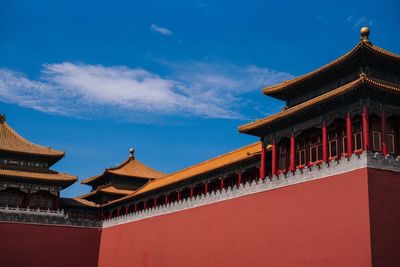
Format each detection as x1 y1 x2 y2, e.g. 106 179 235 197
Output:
0 206 101 228
103 151 400 228
0 182 60 195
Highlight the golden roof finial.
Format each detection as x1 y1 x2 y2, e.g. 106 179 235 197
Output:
129 147 135 159
360 27 371 44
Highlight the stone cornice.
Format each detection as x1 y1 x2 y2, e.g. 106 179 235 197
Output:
103 151 400 228
0 206 101 228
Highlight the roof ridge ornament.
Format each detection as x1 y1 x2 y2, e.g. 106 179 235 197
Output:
0 114 5 123
360 27 371 45
129 147 135 159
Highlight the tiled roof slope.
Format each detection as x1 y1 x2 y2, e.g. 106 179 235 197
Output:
103 142 263 207
262 36 400 97
239 75 400 134
81 156 165 185
0 168 77 183
0 115 64 158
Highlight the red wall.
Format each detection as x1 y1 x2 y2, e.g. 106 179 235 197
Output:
98 168 372 267
0 223 101 267
368 168 400 267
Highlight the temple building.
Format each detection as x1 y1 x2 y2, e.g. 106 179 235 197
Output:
239 27 400 178
78 148 165 205
1 28 400 267
0 114 76 210
101 142 261 218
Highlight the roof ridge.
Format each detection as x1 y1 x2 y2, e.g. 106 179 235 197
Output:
240 77 365 132
262 42 363 95
101 142 262 207
1 121 64 156
155 142 261 182
240 75 400 134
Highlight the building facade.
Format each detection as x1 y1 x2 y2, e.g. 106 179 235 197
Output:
1 28 399 267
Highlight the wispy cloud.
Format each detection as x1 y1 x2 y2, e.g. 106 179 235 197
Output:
150 24 172 35
0 62 290 121
347 15 373 28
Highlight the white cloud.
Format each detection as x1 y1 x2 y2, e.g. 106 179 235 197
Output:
0 62 290 121
150 24 172 35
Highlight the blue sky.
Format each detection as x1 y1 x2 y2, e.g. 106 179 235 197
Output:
1 0 399 197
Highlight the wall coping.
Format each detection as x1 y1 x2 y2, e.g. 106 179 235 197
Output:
102 151 400 228
0 206 101 228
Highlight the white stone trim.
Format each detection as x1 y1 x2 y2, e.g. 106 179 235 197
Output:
103 151 399 228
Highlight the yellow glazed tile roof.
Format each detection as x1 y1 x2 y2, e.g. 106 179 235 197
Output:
103 142 263 207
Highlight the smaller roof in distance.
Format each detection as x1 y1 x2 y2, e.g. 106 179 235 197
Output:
81 185 135 198
81 148 165 185
103 142 263 207
0 115 64 159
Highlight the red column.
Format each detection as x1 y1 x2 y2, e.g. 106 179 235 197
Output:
259 141 266 179
322 121 328 162
271 140 277 176
290 132 296 171
220 177 224 191
362 106 369 151
381 111 388 156
134 204 138 212
177 191 181 201
205 182 208 194
143 201 147 209
125 207 129 214
190 186 194 198
346 112 353 158
165 194 168 205
117 209 120 217
153 198 156 208
237 172 242 187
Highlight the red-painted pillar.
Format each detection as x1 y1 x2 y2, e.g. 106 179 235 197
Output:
381 111 388 156
346 112 353 158
165 194 168 205
153 198 156 208
271 140 277 176
143 201 147 210
117 208 120 217
362 107 369 151
177 191 181 201
190 186 194 198
322 121 328 162
290 132 296 171
220 177 224 191
204 182 208 194
237 172 242 187
134 203 138 212
259 141 266 179
125 207 129 214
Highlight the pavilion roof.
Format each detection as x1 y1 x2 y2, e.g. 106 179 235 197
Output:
103 142 263 207
81 150 165 185
0 115 65 159
239 75 400 135
0 167 77 186
79 185 135 200
72 197 98 207
263 28 400 99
